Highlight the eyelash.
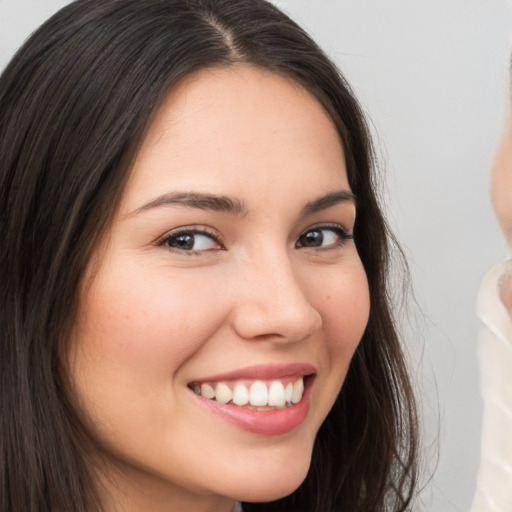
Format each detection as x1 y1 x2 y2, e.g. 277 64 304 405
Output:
156 226 223 253
156 224 353 254
295 224 353 250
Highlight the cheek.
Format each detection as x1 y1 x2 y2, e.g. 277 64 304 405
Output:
305 258 370 369
299 258 369 428
71 263 231 395
491 135 512 243
317 262 370 343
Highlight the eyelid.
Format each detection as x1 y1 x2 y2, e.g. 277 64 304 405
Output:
295 223 354 248
155 225 224 250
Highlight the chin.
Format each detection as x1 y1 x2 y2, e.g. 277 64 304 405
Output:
225 453 311 504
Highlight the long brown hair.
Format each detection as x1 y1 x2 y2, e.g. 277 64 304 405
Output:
0 1 418 510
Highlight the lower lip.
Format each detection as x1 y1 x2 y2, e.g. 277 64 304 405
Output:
194 378 313 436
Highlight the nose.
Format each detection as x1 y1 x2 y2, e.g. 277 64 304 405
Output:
229 251 323 343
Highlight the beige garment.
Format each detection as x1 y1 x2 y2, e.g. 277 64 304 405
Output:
471 260 512 512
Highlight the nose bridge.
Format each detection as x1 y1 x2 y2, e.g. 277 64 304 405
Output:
231 244 322 342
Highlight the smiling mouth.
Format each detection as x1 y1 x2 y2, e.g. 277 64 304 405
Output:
188 376 312 409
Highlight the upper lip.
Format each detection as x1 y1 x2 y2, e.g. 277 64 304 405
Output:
191 363 316 383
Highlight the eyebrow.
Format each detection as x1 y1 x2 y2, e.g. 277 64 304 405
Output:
131 192 247 216
130 188 355 217
301 189 356 216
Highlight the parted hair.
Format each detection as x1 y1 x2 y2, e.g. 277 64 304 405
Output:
0 1 418 511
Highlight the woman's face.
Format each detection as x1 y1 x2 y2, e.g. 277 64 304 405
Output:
70 65 370 511
491 107 512 247
491 104 512 309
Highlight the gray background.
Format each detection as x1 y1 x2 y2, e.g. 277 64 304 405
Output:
2 1 511 510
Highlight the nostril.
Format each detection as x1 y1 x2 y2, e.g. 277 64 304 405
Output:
252 332 286 341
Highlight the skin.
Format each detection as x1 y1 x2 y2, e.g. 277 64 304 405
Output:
70 65 370 512
491 107 512 247
491 105 512 308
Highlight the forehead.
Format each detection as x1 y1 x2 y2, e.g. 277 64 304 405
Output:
121 65 348 212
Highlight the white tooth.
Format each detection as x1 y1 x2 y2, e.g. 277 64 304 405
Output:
215 382 233 404
291 378 304 404
249 381 268 406
268 381 286 407
233 383 249 405
285 382 293 403
200 383 215 399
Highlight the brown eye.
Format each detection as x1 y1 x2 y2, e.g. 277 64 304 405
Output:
297 229 324 247
160 231 221 251
296 226 352 249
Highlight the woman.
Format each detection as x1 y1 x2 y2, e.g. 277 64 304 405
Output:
0 1 418 511
471 67 512 512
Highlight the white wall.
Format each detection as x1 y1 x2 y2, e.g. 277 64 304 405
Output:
2 1 511 510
